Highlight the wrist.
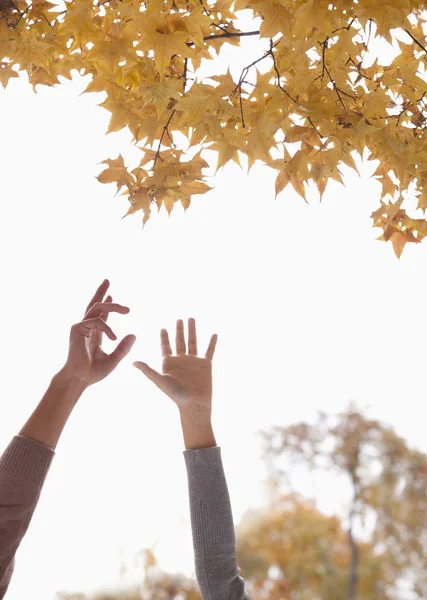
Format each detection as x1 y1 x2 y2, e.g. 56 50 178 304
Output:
18 370 87 450
179 408 216 450
54 368 89 401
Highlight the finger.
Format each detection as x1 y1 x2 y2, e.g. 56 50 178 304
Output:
92 295 112 348
72 317 117 341
85 302 130 321
176 319 186 355
133 361 167 394
160 328 172 357
84 279 110 317
205 333 218 360
108 334 136 367
103 295 112 323
188 318 198 355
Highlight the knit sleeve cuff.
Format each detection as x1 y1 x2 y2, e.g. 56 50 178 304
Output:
0 435 55 488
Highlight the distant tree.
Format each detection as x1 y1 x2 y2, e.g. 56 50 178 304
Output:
259 403 427 599
236 490 390 600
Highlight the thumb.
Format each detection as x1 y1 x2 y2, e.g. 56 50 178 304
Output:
133 361 164 388
108 334 136 366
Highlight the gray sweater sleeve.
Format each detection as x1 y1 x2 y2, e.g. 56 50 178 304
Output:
0 436 55 600
183 446 250 600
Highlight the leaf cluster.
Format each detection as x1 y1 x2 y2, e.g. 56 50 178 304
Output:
2 0 427 254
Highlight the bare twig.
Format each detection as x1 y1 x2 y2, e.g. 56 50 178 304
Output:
153 110 176 169
390 92 427 126
198 0 258 39
345 56 372 82
331 17 356 35
307 116 323 141
268 38 301 107
404 29 427 57
183 58 188 93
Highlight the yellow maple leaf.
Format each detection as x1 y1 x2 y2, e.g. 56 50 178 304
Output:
141 81 182 117
390 231 410 259
138 30 193 80
417 189 427 211
210 138 241 173
0 62 19 88
256 0 293 39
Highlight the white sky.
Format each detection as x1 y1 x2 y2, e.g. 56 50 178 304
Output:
1 14 427 600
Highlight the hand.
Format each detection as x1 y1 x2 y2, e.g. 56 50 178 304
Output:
59 279 136 388
133 318 217 414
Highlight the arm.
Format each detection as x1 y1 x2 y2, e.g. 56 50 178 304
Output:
0 279 136 599
133 319 250 600
181 410 250 600
0 372 88 598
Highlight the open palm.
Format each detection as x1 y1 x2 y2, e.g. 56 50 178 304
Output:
133 318 217 413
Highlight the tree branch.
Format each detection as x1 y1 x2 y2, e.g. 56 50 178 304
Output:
315 37 356 113
186 30 261 48
229 43 278 128
268 40 324 142
268 38 301 107
347 473 360 600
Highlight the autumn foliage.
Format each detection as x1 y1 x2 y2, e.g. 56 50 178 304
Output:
1 0 427 254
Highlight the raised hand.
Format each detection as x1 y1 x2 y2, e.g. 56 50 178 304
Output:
133 318 217 415
60 279 136 387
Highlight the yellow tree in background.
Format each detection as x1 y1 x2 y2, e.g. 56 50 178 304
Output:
236 491 390 600
259 404 427 599
1 0 427 255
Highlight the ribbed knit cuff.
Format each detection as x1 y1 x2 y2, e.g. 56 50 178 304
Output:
183 446 236 549
0 435 55 487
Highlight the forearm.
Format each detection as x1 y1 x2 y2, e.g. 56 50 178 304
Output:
0 370 83 598
19 369 87 450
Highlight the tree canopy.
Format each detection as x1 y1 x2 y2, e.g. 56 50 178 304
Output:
1 0 427 255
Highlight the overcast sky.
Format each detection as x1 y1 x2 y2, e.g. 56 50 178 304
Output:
1 14 427 600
